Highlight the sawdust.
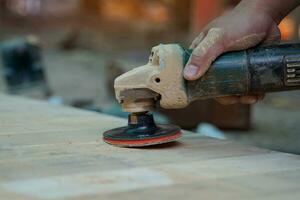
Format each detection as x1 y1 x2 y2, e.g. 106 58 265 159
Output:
191 28 225 59
228 33 266 50
189 32 205 49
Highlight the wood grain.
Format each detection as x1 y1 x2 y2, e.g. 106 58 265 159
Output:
0 94 299 200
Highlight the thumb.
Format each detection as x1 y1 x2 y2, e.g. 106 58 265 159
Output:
184 28 227 81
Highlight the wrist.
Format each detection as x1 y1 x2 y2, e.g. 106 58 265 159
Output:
247 0 300 24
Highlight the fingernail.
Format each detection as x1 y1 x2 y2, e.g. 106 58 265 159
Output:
257 95 265 101
241 96 258 104
229 99 239 104
184 65 199 78
248 98 257 104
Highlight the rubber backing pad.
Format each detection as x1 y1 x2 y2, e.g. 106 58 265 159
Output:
103 124 182 147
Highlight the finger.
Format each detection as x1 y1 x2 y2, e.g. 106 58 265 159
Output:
215 96 240 105
240 95 258 104
184 28 227 81
189 32 205 49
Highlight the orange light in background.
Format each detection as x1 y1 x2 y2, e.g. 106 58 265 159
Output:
279 16 295 40
101 0 142 21
142 2 169 24
100 0 169 24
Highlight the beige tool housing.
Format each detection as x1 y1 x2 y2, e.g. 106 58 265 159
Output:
114 44 188 112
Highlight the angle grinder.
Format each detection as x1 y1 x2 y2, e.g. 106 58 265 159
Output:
103 43 300 147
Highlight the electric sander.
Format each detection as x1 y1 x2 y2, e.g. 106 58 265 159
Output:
103 43 300 147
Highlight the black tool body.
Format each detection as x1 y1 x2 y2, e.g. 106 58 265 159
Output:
185 43 300 100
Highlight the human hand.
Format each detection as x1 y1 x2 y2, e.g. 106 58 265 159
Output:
184 1 281 105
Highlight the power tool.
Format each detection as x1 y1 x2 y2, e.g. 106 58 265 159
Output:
103 43 300 147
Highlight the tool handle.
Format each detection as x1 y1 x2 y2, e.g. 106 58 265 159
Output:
185 43 300 101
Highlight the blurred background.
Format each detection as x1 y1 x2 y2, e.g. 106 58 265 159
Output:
0 0 300 153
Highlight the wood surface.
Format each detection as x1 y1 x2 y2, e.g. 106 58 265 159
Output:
0 94 300 200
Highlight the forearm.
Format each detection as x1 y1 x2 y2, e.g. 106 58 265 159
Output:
239 0 300 24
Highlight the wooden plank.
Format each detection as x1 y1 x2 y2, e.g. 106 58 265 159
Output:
0 94 300 200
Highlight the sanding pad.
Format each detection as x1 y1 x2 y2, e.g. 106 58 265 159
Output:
103 112 182 147
103 124 181 147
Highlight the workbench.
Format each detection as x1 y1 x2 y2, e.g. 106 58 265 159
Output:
0 94 300 200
